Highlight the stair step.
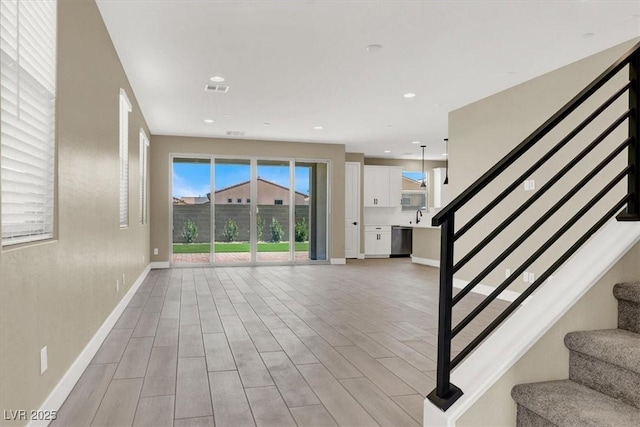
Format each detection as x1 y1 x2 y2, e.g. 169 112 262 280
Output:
512 380 640 426
565 329 640 408
564 329 640 374
614 283 640 333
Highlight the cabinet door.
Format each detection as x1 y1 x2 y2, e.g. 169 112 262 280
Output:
364 167 378 207
378 231 391 255
388 167 402 207
364 231 378 254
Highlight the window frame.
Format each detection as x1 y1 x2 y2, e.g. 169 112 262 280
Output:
139 129 149 225
119 88 132 229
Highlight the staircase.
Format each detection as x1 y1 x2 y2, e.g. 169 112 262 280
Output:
512 282 640 426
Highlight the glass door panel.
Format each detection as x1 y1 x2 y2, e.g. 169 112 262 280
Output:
213 159 251 264
257 160 291 263
296 162 328 261
172 158 211 264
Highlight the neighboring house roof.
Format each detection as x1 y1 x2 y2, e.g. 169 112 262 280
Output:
216 177 309 197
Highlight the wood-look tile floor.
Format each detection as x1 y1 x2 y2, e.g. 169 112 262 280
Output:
52 258 508 427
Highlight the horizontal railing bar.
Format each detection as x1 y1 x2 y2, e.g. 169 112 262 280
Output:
450 195 631 369
450 167 631 338
454 82 633 241
451 137 632 306
452 110 631 275
432 40 640 227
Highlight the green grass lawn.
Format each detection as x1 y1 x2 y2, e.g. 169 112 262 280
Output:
173 242 309 253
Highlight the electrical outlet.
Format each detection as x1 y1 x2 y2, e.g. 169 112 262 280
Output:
40 346 48 375
505 268 511 278
116 279 120 292
529 179 536 190
154 248 158 255
523 181 530 191
523 272 528 282
142 255 145 263
122 273 126 286
528 272 535 283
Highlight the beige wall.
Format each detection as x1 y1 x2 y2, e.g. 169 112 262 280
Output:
150 136 345 262
0 1 150 424
412 228 441 261
457 240 640 426
448 38 639 292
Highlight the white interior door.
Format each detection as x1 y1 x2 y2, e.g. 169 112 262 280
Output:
345 162 360 259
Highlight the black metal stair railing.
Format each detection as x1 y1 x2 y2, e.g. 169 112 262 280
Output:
427 41 640 411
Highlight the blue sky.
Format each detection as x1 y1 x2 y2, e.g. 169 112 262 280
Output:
173 162 310 198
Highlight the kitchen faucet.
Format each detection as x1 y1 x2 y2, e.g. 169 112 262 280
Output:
416 209 423 224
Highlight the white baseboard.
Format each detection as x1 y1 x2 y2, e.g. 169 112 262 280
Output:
150 261 170 269
424 220 640 426
29 265 151 427
357 253 366 260
453 278 522 303
330 258 346 265
412 256 440 267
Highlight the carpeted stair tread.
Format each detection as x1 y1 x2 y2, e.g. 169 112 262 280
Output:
613 282 640 303
512 380 640 426
564 329 640 373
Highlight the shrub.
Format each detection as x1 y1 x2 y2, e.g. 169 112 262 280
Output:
295 217 308 242
182 219 198 243
257 214 263 241
223 218 239 242
270 217 284 243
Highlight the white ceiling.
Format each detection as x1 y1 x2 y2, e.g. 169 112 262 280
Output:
95 0 640 160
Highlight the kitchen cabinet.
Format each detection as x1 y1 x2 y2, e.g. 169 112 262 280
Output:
365 225 391 257
364 166 402 207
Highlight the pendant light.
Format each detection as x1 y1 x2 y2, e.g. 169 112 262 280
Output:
443 138 449 185
420 145 427 188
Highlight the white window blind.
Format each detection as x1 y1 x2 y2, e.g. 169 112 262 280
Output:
119 88 131 228
139 129 149 225
1 0 57 246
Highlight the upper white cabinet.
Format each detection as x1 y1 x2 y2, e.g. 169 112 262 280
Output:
364 166 402 207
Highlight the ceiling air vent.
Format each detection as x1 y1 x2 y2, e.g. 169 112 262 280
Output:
204 84 229 93
226 131 246 137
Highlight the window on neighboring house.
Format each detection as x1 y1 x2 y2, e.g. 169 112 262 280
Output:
139 129 149 225
246 198 251 203
227 198 232 203
237 198 242 203
274 199 283 205
1 1 57 246
119 89 132 228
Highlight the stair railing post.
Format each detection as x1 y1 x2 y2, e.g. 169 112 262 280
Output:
427 214 463 410
622 51 640 219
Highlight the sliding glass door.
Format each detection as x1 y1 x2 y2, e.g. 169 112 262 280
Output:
171 155 328 265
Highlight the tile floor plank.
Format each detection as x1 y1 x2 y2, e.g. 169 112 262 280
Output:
174 417 215 427
245 386 296 427
297 364 379 427
271 329 319 365
300 336 362 379
289 405 338 427
114 337 154 379
141 346 177 397
340 377 420 427
203 332 236 371
377 357 435 395
391 394 425 424
154 318 179 347
132 311 161 338
260 351 319 407
91 328 133 365
175 357 213 419
91 378 143 427
132 395 174 427
179 324 205 358
209 370 255 427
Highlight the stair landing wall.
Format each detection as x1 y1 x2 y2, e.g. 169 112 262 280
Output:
455 241 640 427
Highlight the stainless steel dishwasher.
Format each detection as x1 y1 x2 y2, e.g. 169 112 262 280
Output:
391 226 413 257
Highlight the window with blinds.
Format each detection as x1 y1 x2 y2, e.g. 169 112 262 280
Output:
119 89 131 228
139 129 149 225
1 0 57 246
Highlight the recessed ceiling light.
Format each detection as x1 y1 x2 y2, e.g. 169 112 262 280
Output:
366 44 382 53
435 103 443 107
210 76 225 82
263 122 271 126
223 114 230 117
204 119 214 123
383 150 391 153
403 93 416 99
386 125 393 128
313 126 324 130
582 32 595 38
412 141 421 144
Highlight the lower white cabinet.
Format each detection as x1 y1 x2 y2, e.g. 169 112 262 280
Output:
365 225 391 257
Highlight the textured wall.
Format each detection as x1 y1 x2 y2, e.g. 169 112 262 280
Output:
0 1 150 424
